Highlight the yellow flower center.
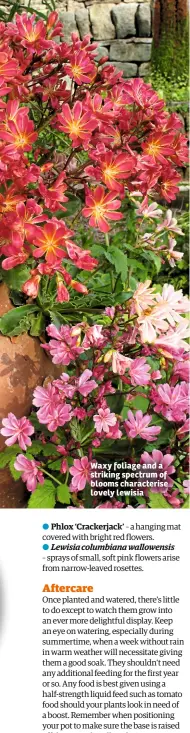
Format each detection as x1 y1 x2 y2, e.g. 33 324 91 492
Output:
146 141 161 157
25 29 40 42
42 239 57 254
104 164 117 181
2 198 17 212
92 203 105 219
72 65 82 77
15 133 29 148
69 120 81 136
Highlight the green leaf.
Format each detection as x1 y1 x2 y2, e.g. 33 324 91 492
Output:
105 246 128 282
40 444 59 457
9 457 21 480
131 396 150 413
70 418 82 442
0 304 38 336
91 245 105 258
20 5 47 19
136 496 146 505
3 265 31 290
57 483 70 505
146 252 162 273
182 497 190 509
107 392 124 415
127 258 146 272
7 2 20 21
25 440 45 456
48 459 62 471
0 445 20 469
28 480 56 508
80 419 94 444
30 312 45 337
59 195 80 218
116 291 133 304
148 492 171 509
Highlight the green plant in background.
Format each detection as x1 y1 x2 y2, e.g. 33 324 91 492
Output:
0 0 55 21
150 0 189 120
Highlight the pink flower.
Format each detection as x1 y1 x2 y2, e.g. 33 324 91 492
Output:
154 321 190 355
77 369 97 397
22 272 41 298
124 410 161 441
73 407 87 420
83 325 105 349
14 454 44 492
183 480 190 495
82 185 123 233
152 382 189 423
45 403 73 433
172 355 189 383
136 197 162 219
167 237 183 268
151 370 162 381
93 407 117 434
57 101 97 149
112 351 131 375
140 449 175 492
164 490 182 508
105 307 115 319
155 284 189 322
96 501 125 509
56 278 70 302
128 357 151 386
130 280 156 317
1 413 34 450
103 421 122 440
60 459 68 474
157 210 184 236
53 373 76 399
92 438 101 447
177 419 190 438
33 383 59 422
70 457 90 492
43 324 83 365
32 383 72 430
138 308 169 344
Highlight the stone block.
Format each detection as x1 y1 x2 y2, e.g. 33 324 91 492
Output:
89 5 115 39
86 0 120 4
139 61 151 76
136 4 151 37
95 45 109 61
110 39 151 62
76 8 90 38
67 0 81 9
123 0 149 3
112 61 138 77
59 12 78 40
112 4 137 38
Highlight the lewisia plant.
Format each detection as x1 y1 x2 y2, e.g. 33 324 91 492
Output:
0 10 188 300
0 11 189 508
1 284 189 508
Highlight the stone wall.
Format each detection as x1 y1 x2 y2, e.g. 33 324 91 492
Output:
30 0 153 78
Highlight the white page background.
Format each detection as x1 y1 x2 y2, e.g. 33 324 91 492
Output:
0 509 189 732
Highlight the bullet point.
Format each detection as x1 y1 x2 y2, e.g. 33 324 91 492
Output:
42 523 49 529
43 544 49 550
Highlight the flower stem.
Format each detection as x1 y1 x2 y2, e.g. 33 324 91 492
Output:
110 269 115 293
42 468 63 486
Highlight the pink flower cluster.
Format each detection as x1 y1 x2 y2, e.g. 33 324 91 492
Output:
0 10 187 299
0 305 189 504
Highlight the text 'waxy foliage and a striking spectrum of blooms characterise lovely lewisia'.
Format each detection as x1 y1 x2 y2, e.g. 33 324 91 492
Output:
0 11 189 508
